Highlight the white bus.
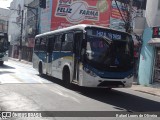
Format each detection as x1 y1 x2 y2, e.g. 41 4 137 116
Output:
0 32 10 66
33 24 134 88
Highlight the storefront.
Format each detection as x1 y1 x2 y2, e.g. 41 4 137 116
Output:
148 27 160 83
154 47 160 82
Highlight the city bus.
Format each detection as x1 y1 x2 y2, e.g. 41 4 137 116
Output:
0 32 10 66
33 24 134 88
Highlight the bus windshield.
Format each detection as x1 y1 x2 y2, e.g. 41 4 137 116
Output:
85 29 134 72
86 35 111 63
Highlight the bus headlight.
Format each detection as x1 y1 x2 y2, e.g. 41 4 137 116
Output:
84 68 97 77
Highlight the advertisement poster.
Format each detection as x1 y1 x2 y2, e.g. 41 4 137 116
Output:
110 0 126 31
51 0 111 30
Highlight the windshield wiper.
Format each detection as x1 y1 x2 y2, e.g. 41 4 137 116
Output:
101 36 112 46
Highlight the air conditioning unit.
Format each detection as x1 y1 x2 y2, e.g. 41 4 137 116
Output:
133 17 146 35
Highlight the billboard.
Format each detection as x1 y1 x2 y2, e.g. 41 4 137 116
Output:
51 0 111 30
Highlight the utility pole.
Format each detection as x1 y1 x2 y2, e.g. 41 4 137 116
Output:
7 21 9 34
19 10 24 61
128 0 133 33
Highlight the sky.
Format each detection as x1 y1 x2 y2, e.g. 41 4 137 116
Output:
0 0 13 9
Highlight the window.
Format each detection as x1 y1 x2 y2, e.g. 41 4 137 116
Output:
39 37 46 52
61 33 73 51
34 38 40 52
54 35 61 51
47 36 54 53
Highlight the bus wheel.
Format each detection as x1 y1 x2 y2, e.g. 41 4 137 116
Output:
0 61 4 66
39 62 43 76
63 67 73 89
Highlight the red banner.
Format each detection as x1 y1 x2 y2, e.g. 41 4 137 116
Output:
51 0 111 30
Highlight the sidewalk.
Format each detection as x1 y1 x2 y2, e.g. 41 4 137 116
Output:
9 57 32 65
130 82 160 97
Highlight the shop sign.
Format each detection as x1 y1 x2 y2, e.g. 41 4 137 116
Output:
51 0 111 30
55 1 99 23
153 27 160 38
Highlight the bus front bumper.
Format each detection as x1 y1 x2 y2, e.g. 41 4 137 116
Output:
79 71 133 88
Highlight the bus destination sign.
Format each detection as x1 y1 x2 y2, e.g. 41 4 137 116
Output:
88 29 125 40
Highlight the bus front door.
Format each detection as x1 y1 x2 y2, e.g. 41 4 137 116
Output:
73 31 83 82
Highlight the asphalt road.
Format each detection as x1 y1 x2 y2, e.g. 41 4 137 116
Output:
0 60 160 120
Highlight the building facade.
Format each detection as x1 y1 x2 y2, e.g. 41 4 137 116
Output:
23 0 39 61
8 0 25 59
8 0 39 61
138 0 160 85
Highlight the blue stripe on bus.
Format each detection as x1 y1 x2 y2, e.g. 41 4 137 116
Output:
84 64 133 79
52 51 72 60
34 51 132 79
35 51 73 63
36 52 46 62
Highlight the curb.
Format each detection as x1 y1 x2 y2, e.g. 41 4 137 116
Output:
133 90 160 97
9 57 32 65
132 82 139 85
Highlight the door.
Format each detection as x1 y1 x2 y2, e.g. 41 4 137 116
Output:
52 35 62 78
154 48 160 82
46 36 54 75
73 31 83 81
39 37 47 73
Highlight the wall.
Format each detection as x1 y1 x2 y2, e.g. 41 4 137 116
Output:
39 0 52 33
138 28 155 85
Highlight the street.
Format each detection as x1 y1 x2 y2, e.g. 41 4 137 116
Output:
0 59 160 120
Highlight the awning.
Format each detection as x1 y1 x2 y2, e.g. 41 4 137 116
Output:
148 38 160 46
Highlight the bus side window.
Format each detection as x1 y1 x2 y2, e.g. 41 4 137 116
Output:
35 38 40 52
54 35 61 51
39 37 46 52
61 33 73 51
47 36 54 53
